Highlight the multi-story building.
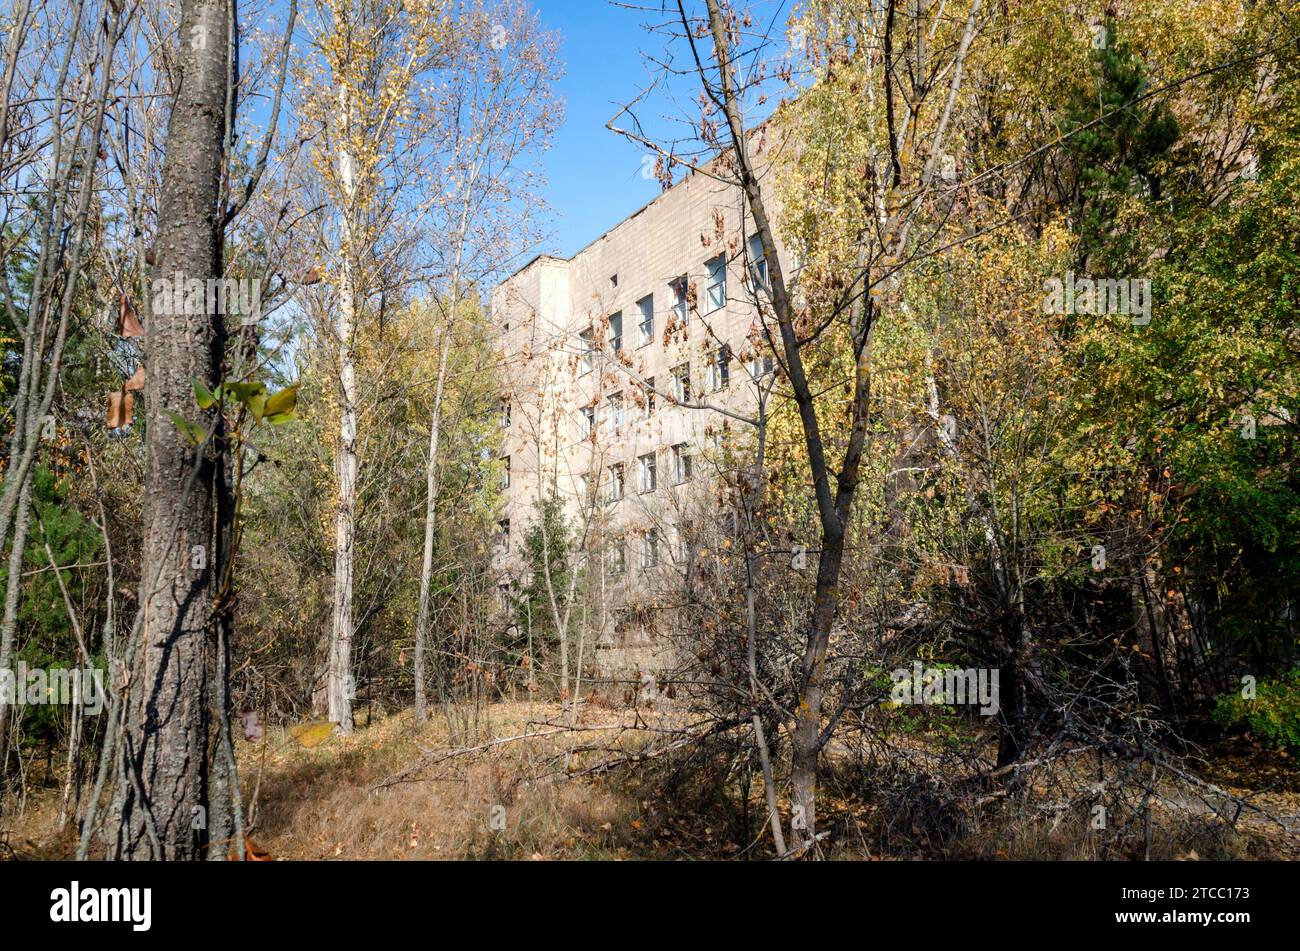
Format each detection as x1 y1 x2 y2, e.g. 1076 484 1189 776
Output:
491 151 785 680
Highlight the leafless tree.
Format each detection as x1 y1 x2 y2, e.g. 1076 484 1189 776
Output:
413 0 561 722
0 0 128 776
613 0 986 845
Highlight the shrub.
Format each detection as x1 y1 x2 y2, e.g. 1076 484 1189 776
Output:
1213 670 1300 755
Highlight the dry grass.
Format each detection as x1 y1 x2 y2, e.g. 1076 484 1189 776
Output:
2 701 1294 861
245 701 666 860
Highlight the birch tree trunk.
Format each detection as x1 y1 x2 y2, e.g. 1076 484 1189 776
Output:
329 257 359 735
329 87 358 735
413 312 453 722
327 319 358 737
414 182 477 722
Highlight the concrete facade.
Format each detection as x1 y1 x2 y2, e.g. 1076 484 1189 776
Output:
491 151 786 680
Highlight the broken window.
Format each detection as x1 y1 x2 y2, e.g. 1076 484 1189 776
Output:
670 276 688 325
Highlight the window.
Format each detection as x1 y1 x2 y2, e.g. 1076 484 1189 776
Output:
641 528 660 568
501 455 511 490
642 377 656 418
705 255 726 313
579 327 595 374
671 362 691 404
608 311 623 353
708 345 731 391
578 472 590 501
580 405 596 437
638 452 657 493
500 397 511 428
672 443 692 484
606 462 625 503
637 295 654 347
607 392 625 434
747 233 768 288
748 352 775 380
609 273 619 289
498 518 510 548
610 539 626 576
670 276 688 325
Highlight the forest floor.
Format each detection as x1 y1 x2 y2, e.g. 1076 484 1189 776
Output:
2 700 1297 860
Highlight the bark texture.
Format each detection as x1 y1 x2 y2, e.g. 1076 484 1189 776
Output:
118 0 229 859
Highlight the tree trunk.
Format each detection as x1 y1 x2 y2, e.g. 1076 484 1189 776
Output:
0 480 32 774
1134 560 1178 719
327 76 360 736
996 611 1031 768
414 298 455 722
703 0 876 849
329 268 358 735
746 552 786 857
0 2 122 784
119 0 229 860
58 673 82 829
789 541 845 847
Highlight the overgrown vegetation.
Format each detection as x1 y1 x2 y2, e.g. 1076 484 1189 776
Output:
0 0 1295 862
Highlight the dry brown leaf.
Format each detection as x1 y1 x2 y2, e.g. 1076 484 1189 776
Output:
118 292 144 338
106 390 134 429
106 391 124 428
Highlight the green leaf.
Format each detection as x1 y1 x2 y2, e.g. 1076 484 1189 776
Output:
264 384 299 419
192 377 217 410
166 410 206 445
226 381 266 406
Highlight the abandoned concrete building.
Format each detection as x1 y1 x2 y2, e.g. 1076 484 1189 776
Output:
491 149 788 682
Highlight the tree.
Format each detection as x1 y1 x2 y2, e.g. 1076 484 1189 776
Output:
413 0 561 721
84 0 298 860
687 0 985 845
0 0 126 777
297 0 450 734
115 0 231 860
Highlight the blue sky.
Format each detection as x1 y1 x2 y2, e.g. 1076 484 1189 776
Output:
532 0 795 258
532 1 676 258
249 0 789 264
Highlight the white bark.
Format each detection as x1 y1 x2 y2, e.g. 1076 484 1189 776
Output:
329 85 358 735
413 317 453 722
